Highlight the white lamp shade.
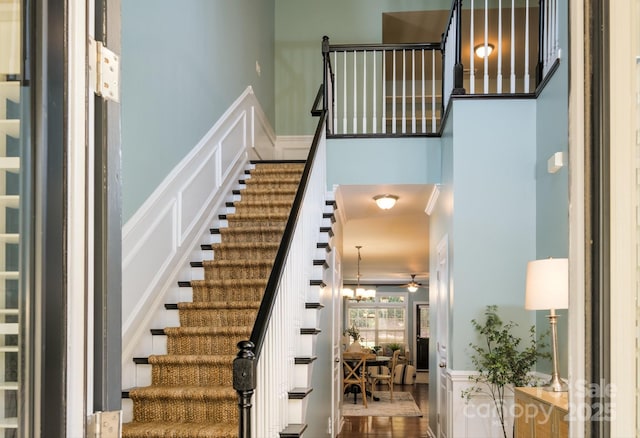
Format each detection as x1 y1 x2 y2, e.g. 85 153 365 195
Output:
525 258 569 310
342 288 354 298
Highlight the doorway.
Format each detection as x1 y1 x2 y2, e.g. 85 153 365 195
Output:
415 303 429 370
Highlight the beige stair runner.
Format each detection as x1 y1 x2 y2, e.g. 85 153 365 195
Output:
122 162 304 438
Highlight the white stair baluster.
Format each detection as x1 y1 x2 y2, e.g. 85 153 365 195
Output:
470 0 475 94
524 0 530 92
362 50 367 134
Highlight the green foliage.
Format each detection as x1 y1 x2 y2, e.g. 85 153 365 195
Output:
387 343 402 352
343 325 361 342
462 305 549 438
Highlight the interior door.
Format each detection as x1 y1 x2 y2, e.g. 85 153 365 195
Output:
416 303 429 370
436 236 449 438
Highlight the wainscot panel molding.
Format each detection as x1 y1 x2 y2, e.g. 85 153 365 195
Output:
448 370 515 438
121 87 275 371
275 135 313 160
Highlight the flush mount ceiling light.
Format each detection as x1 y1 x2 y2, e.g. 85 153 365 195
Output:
474 43 495 58
373 194 399 210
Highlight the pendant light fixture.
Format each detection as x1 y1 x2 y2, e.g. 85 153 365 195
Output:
342 246 376 301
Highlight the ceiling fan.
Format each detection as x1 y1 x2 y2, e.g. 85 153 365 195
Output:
401 274 424 293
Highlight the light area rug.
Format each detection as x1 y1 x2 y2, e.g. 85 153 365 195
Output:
342 391 423 417
415 371 429 384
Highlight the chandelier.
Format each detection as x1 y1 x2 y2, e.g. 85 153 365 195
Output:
342 246 376 301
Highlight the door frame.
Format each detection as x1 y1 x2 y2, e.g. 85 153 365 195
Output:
412 301 429 371
435 235 449 438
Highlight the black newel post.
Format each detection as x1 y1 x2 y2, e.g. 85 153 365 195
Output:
536 0 546 86
452 0 465 94
322 35 330 114
234 341 256 438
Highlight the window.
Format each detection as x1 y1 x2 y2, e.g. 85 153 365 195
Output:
346 294 407 349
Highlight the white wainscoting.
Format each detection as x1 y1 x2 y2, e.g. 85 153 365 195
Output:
275 135 313 160
448 371 515 438
121 87 276 375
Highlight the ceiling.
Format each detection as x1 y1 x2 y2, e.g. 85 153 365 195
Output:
336 184 435 287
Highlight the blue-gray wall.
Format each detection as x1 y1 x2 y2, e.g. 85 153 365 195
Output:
274 0 451 136
450 99 538 369
121 0 275 221
533 4 569 377
326 137 441 188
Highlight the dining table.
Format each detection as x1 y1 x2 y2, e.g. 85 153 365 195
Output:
342 352 391 402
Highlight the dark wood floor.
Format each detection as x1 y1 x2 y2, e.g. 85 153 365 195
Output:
337 381 430 437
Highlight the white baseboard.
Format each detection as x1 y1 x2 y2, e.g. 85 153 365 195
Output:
121 87 275 376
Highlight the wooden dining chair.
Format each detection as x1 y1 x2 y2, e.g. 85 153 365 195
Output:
369 349 401 402
342 352 368 408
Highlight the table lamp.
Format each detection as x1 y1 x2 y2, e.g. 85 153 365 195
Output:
525 257 568 392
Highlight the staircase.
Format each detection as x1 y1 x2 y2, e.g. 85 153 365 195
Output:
122 161 307 437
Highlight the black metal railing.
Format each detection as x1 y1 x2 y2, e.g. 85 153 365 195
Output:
324 0 561 137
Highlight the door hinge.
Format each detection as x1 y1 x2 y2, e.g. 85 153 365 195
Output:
88 38 120 103
87 410 122 438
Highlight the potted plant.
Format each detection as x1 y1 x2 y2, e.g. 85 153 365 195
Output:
344 325 363 351
462 305 549 438
386 343 403 355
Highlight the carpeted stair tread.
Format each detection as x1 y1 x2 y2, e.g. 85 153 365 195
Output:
244 175 302 185
164 326 252 336
122 421 237 438
148 354 235 365
231 200 294 208
224 211 291 221
250 164 304 173
188 278 267 288
129 385 236 402
176 301 261 310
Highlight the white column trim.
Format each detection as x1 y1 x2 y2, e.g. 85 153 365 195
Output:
608 0 638 435
567 0 586 436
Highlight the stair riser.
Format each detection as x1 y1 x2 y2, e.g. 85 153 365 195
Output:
217 231 285 243
237 193 296 203
132 398 238 423
306 285 323 303
302 308 321 328
179 309 258 327
151 363 233 386
166 334 249 355
294 363 314 388
297 335 318 357
287 398 309 425
212 247 278 260
203 265 272 281
191 285 263 302
244 181 300 189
